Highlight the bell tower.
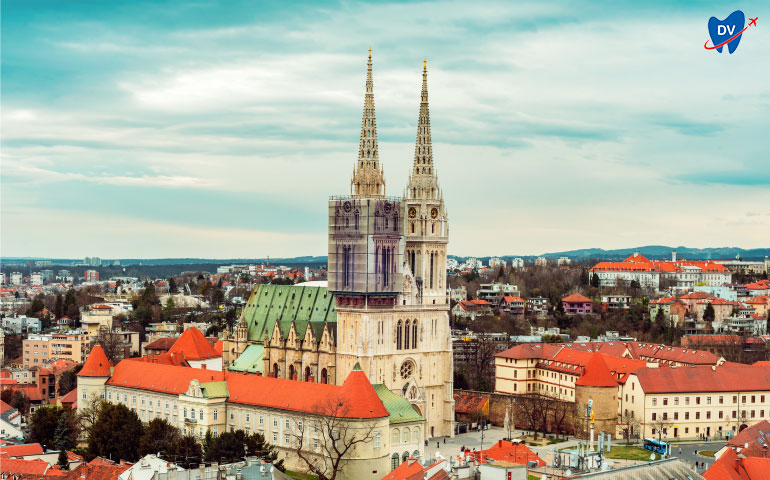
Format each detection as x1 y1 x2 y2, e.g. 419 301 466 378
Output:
404 60 449 306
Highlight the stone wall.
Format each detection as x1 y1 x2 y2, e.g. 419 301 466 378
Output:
453 389 513 426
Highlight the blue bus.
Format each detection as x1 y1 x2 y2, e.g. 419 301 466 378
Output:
643 438 669 455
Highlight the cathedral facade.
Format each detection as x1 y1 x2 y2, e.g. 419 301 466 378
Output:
226 51 454 439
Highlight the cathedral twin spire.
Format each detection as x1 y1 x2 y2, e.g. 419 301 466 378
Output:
351 49 385 197
350 51 440 200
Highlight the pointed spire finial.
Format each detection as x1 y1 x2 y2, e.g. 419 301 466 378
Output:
424 58 427 71
351 50 385 197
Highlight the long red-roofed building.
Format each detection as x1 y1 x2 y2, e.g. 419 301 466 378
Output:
590 251 732 291
78 356 396 479
495 340 770 441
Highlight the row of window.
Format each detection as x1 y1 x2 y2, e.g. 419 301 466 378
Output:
651 394 767 407
651 409 765 421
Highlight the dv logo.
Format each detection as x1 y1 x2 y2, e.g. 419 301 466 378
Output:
705 10 758 53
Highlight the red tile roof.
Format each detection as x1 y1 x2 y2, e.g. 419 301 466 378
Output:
502 296 524 303
144 337 178 351
0 399 14 414
59 388 78 408
633 364 770 394
0 443 45 457
381 459 448 480
725 420 770 458
107 359 387 419
0 457 51 475
703 446 770 480
466 440 545 466
78 346 112 377
168 327 220 360
227 365 388 419
575 353 618 387
562 293 592 303
59 461 131 480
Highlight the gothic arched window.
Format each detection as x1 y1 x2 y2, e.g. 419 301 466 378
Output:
404 320 410 349
396 320 402 350
412 320 418 348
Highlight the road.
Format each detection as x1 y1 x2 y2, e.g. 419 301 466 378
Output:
426 427 720 475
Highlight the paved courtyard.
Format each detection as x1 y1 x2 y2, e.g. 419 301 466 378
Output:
426 427 720 475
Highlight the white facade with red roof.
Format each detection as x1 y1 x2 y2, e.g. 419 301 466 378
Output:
590 252 733 292
79 357 391 480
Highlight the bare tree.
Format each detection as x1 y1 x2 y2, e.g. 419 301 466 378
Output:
515 394 552 439
91 327 126 363
550 397 574 438
618 410 640 443
650 415 673 441
77 394 104 443
292 396 378 480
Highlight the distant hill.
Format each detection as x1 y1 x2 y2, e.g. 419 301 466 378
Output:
449 246 770 263
3 246 768 267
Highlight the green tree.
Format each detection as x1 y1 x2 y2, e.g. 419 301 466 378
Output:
29 406 66 448
138 418 181 457
171 435 202 468
212 288 225 305
168 277 179 294
64 289 80 321
88 403 144 462
245 432 285 471
54 411 74 470
162 297 177 322
54 293 64 319
26 296 46 317
204 430 245 463
590 272 600 288
579 269 589 287
57 450 70 470
58 366 82 397
1 389 30 415
703 303 716 323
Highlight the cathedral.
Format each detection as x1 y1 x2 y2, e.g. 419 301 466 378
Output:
224 50 454 439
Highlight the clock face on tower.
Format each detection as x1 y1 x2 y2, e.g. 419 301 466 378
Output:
431 207 438 219
408 207 417 218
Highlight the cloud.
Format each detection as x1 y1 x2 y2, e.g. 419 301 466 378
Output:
2 0 769 257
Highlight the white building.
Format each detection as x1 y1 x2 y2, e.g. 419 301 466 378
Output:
10 272 23 285
488 257 507 269
510 258 524 268
534 257 547 267
557 256 571 266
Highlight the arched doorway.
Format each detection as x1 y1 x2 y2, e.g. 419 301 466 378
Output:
305 366 311 382
390 453 399 470
273 363 279 378
321 368 328 384
289 364 295 380
740 424 749 432
401 451 409 464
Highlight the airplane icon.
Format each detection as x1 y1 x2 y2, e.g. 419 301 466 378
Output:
749 17 758 27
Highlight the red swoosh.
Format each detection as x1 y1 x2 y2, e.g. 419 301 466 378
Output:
704 25 750 50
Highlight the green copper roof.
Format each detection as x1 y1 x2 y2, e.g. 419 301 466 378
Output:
228 344 264 374
240 284 336 343
373 384 425 425
200 381 229 398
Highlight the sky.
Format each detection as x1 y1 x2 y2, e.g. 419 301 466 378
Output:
1 0 769 259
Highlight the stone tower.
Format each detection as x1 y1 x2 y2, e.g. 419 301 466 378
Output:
404 59 449 306
351 48 386 198
332 54 454 439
